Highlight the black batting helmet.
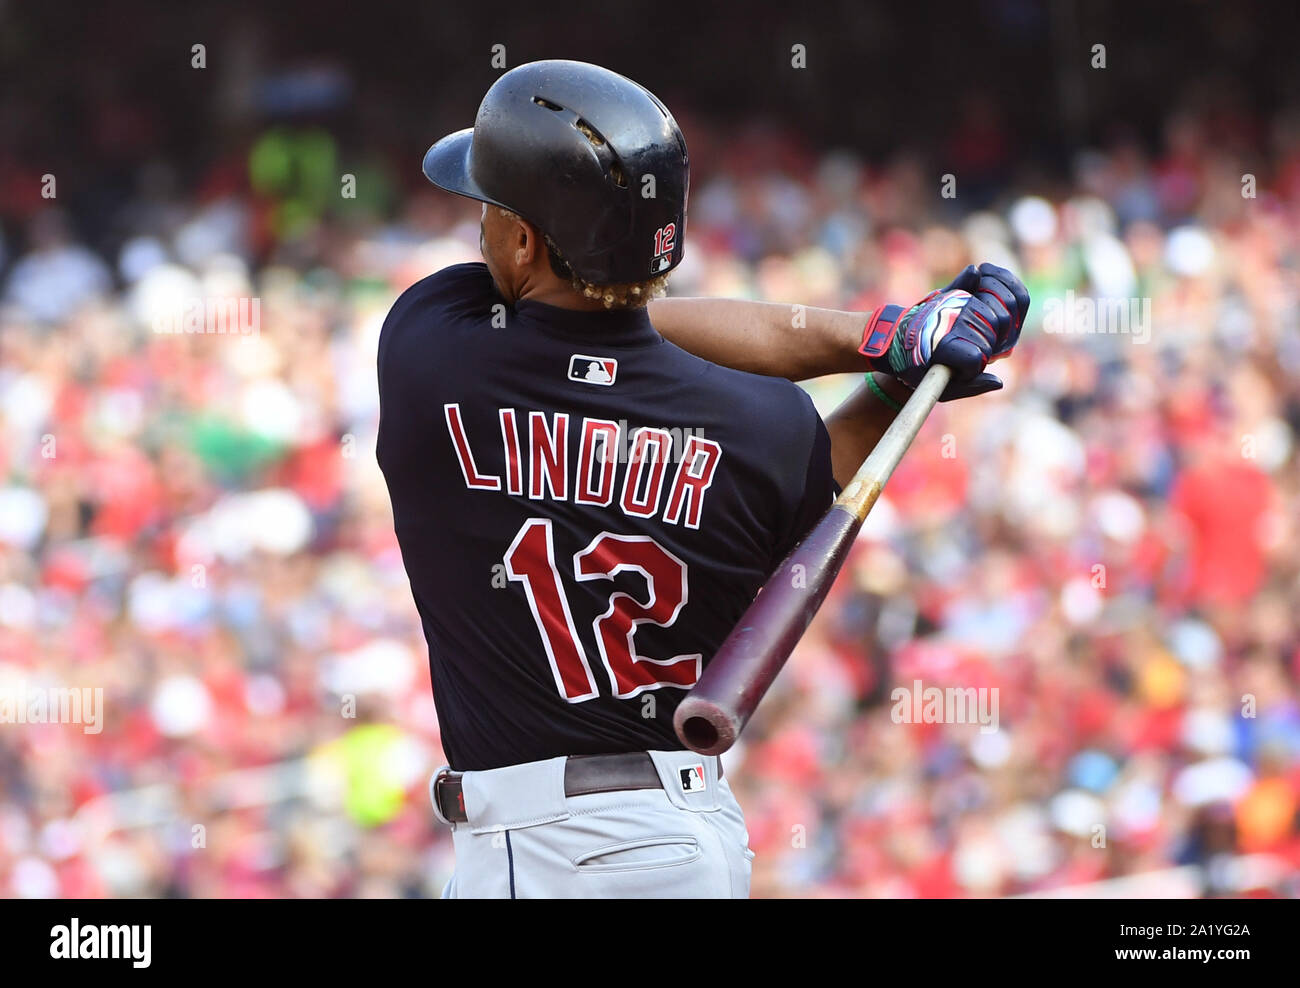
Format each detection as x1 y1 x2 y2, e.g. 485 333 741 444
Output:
422 60 689 285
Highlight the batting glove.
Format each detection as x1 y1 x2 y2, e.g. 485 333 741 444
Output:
859 263 1029 402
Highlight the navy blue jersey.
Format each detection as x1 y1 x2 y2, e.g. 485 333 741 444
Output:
377 263 834 770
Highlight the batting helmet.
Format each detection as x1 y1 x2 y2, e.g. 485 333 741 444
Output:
422 60 689 286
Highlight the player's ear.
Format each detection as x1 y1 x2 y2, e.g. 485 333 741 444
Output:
514 217 541 267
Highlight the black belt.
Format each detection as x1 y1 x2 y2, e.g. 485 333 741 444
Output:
434 752 719 824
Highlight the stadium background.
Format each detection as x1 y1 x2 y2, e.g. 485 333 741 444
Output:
1 0 1298 897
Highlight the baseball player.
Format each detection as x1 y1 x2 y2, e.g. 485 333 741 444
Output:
376 59 1028 898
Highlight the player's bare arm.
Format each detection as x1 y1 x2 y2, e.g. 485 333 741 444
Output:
650 263 1030 489
648 261 1026 387
647 297 869 380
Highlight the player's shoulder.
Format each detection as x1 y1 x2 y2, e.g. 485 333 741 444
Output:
697 357 822 437
388 262 498 320
691 360 832 530
379 262 498 367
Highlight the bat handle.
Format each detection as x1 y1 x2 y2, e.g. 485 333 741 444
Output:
838 365 950 521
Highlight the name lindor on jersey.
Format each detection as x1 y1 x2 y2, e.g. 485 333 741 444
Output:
443 403 722 528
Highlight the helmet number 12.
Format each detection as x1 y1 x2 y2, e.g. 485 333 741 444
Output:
651 223 676 272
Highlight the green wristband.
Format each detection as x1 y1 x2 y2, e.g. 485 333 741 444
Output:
866 373 904 412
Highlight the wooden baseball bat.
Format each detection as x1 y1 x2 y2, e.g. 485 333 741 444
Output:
673 364 952 755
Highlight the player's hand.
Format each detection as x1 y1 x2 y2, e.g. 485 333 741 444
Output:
858 263 1029 402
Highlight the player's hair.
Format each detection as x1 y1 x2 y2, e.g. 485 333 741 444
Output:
496 208 668 309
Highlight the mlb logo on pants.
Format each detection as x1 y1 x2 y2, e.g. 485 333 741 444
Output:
679 764 706 793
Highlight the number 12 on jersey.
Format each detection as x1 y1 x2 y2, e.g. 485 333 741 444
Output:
503 518 701 702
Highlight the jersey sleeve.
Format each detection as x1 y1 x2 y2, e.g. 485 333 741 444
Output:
769 389 837 567
376 263 498 468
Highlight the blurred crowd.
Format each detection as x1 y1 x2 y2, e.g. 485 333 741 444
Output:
1 87 1299 897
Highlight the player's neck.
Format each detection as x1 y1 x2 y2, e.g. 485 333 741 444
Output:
519 283 611 311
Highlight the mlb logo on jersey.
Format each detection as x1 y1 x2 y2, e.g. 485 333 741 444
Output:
568 354 618 387
679 764 707 793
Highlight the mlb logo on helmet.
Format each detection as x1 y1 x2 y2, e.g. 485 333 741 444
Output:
679 764 706 793
568 354 618 386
